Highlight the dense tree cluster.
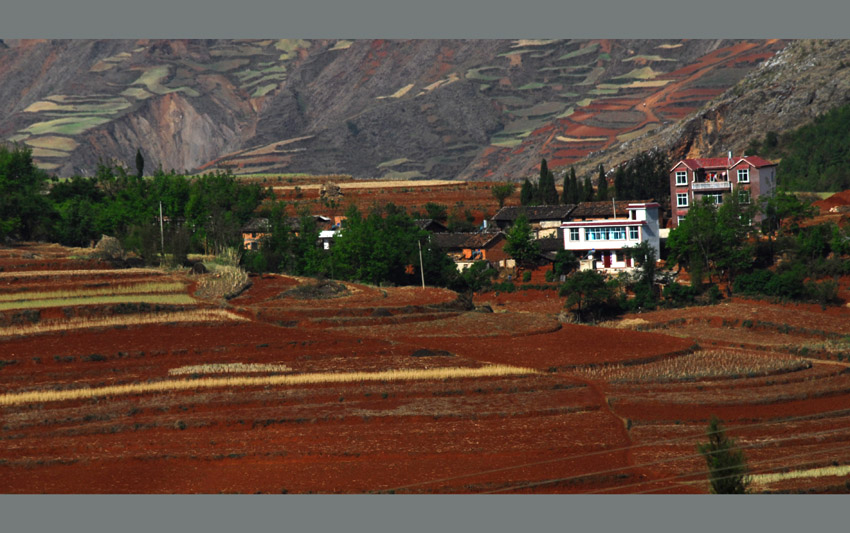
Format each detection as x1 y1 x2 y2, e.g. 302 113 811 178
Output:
747 103 850 191
611 150 670 205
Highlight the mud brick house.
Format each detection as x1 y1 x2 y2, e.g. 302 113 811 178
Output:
670 154 776 227
491 205 577 239
241 218 271 251
560 202 661 270
430 231 510 270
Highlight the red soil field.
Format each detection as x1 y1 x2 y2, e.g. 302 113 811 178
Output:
2 242 850 494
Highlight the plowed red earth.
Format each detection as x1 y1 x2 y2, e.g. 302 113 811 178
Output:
2 244 850 493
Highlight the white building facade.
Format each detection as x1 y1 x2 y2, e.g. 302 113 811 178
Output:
559 202 660 270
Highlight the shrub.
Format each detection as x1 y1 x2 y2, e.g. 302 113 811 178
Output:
522 270 532 283
544 270 555 283
492 281 516 293
662 282 698 307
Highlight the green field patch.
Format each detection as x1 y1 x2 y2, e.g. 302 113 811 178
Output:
556 106 576 118
539 65 579 72
377 158 411 169
599 52 611 61
513 101 566 117
24 136 79 152
0 293 195 312
274 39 310 61
656 43 683 49
620 79 672 88
577 67 606 85
46 94 115 103
122 87 154 100
576 98 593 107
478 84 491 92
34 161 60 170
22 116 112 136
381 170 425 180
517 82 546 90
615 66 662 80
492 95 529 107
497 49 536 57
29 147 70 158
557 43 599 61
624 55 675 62
330 40 353 51
511 39 559 48
466 66 503 81
251 84 278 98
589 88 620 95
182 58 250 72
490 138 524 148
691 67 752 88
559 91 579 98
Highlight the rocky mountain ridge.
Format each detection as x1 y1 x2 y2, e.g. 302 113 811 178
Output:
0 39 785 179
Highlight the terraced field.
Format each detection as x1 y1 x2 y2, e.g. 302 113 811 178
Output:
1 243 848 493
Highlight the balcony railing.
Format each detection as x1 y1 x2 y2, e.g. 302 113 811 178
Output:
692 181 731 191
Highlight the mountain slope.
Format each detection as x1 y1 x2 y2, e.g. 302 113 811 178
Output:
569 39 850 182
0 39 784 179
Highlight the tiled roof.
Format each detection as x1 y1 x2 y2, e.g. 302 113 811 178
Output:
738 155 776 168
537 237 563 252
430 231 503 250
241 218 270 232
569 200 640 219
675 156 775 170
414 219 448 232
491 205 577 222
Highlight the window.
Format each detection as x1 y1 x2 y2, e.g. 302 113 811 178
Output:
737 168 750 183
675 171 688 186
615 251 624 262
629 226 639 240
676 193 688 207
677 215 685 225
739 190 751 204
706 193 723 205
609 226 626 240
569 228 579 241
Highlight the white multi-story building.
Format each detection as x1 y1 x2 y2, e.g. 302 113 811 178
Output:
559 202 660 270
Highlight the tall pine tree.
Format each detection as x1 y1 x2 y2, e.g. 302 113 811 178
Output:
520 178 534 206
561 170 569 204
582 175 593 203
568 167 579 204
596 163 608 201
539 158 558 205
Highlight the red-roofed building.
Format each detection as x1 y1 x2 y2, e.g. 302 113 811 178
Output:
670 154 777 228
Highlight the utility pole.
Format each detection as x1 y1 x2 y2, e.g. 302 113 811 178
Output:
159 201 165 264
418 240 425 289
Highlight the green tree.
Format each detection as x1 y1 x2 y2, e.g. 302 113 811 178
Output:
135 149 145 179
760 190 816 236
424 202 448 221
667 191 755 286
559 270 619 322
504 213 541 268
539 158 558 205
553 249 579 277
697 416 750 494
0 144 54 242
582 175 594 203
567 167 579 204
491 183 515 208
596 164 608 201
520 178 534 206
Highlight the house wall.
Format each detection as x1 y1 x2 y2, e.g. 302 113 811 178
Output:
560 206 660 269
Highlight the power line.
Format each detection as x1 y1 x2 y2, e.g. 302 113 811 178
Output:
630 442 850 495
587 440 850 494
372 407 850 494
482 425 850 494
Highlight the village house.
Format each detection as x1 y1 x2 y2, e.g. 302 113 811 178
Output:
430 231 511 270
240 218 271 251
670 154 776 227
491 205 577 239
560 202 661 270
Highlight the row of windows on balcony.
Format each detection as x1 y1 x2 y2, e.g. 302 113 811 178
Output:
568 226 640 241
675 169 749 186
676 190 751 208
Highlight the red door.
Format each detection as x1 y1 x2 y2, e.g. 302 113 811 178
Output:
603 252 612 268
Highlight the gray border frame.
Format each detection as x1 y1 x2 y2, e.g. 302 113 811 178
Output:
1 0 849 532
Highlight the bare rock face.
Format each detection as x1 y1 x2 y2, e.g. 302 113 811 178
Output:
0 39 786 180
572 40 850 180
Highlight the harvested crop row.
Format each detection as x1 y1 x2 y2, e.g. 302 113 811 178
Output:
0 268 162 278
0 282 186 302
0 309 245 338
572 350 810 383
0 293 195 311
168 362 293 375
0 365 538 406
